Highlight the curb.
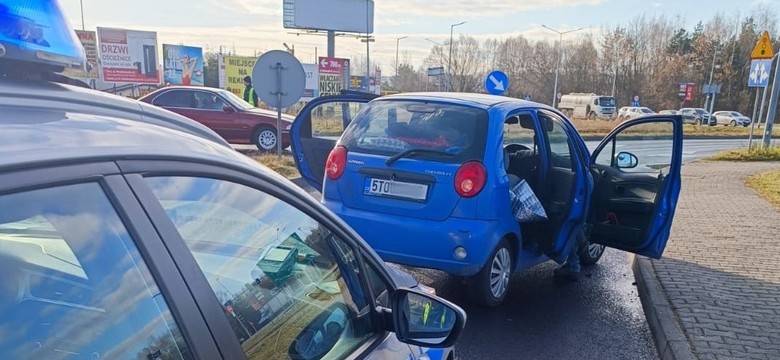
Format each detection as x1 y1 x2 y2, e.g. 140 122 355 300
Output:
632 256 697 360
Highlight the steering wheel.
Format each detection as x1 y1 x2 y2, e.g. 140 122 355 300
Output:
504 143 531 154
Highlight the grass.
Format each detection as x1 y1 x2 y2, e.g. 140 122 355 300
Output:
569 118 780 138
746 170 780 210
243 151 301 179
708 146 780 161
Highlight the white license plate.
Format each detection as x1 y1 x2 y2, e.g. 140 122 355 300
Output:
364 178 428 201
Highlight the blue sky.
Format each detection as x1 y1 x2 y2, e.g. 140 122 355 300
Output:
60 0 777 74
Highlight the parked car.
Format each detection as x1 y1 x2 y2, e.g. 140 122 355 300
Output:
0 3 466 359
679 107 716 125
619 106 655 120
712 111 751 127
139 86 293 151
291 92 683 307
658 110 679 115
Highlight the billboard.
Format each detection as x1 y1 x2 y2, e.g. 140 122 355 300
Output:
163 44 204 86
318 57 349 97
97 27 159 83
283 0 374 33
218 55 257 97
64 30 99 78
302 63 319 101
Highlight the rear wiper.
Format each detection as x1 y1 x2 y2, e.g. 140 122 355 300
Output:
385 148 456 166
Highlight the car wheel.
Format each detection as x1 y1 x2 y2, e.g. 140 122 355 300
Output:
696 118 702 125
588 111 597 120
579 238 606 266
730 120 736 127
254 126 278 151
468 239 512 307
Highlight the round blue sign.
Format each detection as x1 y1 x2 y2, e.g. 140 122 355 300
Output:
485 70 509 95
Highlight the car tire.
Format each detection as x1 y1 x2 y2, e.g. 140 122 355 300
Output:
579 237 606 266
588 111 597 120
254 126 278 151
696 118 702 125
730 120 736 127
468 239 512 307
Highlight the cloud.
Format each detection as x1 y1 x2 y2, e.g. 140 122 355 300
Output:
375 0 606 18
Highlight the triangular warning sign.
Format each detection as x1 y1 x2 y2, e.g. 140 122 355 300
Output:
751 31 775 59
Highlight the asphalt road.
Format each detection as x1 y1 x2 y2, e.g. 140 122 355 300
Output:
278 138 750 360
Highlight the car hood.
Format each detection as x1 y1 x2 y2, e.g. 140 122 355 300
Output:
243 107 296 123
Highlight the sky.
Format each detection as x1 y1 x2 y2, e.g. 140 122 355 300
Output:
60 0 778 75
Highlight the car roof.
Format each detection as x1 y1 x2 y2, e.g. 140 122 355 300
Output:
0 78 229 147
379 92 549 110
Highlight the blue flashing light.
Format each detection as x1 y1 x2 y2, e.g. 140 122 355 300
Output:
0 0 85 70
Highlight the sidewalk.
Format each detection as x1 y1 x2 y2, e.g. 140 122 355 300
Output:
635 161 780 360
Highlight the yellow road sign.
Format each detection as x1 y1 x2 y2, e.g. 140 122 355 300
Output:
751 31 775 59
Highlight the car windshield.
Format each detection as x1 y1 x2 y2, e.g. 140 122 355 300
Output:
219 89 254 111
731 112 742 116
599 97 616 106
340 100 488 163
694 109 708 114
640 108 653 113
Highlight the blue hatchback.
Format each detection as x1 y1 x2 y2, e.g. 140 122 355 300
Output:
292 92 683 307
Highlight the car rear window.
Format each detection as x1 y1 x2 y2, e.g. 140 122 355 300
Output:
340 100 488 163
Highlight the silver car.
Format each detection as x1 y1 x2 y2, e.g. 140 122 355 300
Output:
713 111 752 127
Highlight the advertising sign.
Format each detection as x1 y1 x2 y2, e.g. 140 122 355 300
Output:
163 44 204 86
64 30 98 78
318 57 349 96
302 63 319 101
97 27 159 83
218 55 257 97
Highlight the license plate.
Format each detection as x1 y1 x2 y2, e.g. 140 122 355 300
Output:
363 178 428 201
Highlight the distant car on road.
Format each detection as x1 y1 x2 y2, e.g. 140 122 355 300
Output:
140 86 293 151
679 108 716 126
619 106 655 120
712 111 751 127
658 110 679 115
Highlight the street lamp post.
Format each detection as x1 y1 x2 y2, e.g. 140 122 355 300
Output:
705 46 720 114
542 25 583 107
395 36 408 78
79 0 85 30
448 21 466 92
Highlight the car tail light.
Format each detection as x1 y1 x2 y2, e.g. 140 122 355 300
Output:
326 146 347 180
454 161 486 197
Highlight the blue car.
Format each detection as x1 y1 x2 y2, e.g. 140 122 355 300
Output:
291 92 683 307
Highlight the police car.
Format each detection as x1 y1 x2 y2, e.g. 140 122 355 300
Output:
0 1 465 359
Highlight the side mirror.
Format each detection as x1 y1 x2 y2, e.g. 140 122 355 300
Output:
390 288 466 348
223 105 235 113
615 151 638 169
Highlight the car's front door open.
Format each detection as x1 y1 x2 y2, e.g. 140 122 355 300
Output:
587 116 683 258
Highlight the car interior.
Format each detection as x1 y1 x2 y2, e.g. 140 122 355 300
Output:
503 113 576 253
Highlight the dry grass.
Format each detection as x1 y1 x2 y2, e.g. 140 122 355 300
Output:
708 146 780 161
746 170 780 210
569 118 780 138
246 151 301 179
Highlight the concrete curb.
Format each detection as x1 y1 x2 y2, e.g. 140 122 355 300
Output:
632 256 697 360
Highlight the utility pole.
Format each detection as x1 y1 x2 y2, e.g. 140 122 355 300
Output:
542 25 583 108
761 53 780 148
395 36 408 77
448 21 466 92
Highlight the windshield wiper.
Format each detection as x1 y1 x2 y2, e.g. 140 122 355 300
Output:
385 148 456 166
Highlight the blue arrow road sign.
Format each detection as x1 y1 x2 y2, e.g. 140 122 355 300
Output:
748 59 772 87
485 70 509 95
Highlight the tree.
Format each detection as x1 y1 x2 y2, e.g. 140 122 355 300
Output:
203 52 219 88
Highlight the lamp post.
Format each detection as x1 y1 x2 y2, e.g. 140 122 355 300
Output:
395 36 408 77
448 21 466 92
705 45 720 114
542 25 583 107
79 0 85 30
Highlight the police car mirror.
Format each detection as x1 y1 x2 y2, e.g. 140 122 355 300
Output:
390 288 465 348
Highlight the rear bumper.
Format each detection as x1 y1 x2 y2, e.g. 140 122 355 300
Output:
323 200 499 276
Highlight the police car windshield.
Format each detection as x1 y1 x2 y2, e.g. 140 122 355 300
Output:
219 90 253 111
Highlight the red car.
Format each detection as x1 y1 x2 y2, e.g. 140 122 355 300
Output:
140 86 292 151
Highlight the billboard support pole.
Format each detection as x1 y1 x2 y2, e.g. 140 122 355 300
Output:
327 31 335 57
749 88 760 150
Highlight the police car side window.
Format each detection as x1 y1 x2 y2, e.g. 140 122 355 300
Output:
144 176 379 360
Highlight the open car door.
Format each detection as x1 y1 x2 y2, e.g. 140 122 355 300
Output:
587 116 683 258
290 91 377 190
